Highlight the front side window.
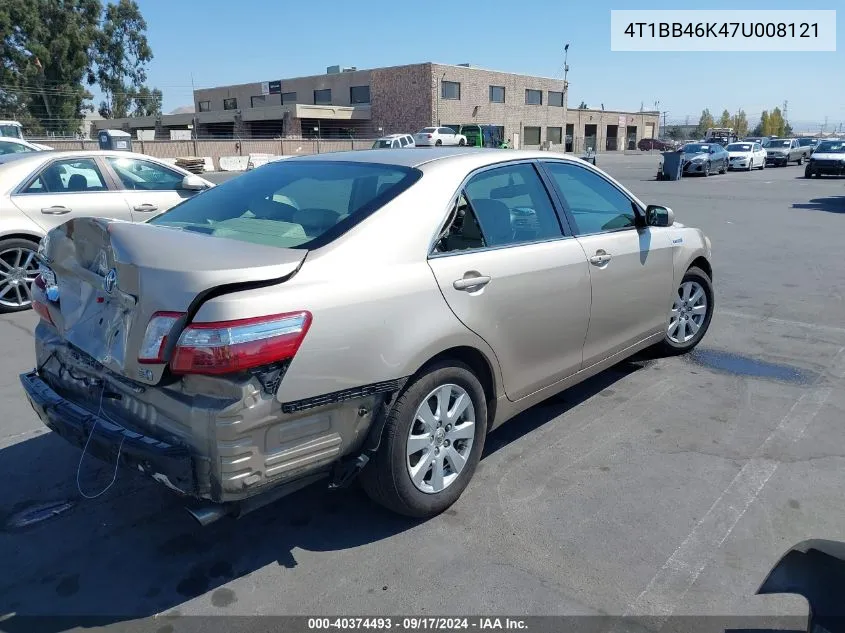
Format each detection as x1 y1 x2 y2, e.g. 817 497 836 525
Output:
150 161 420 249
223 98 238 110
542 161 637 235
441 81 460 100
24 158 108 194
314 89 332 105
0 141 35 155
525 89 542 105
107 157 184 191
435 163 562 253
350 85 370 104
0 124 24 139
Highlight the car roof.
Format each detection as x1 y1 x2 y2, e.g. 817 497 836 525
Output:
282 147 592 170
0 149 176 166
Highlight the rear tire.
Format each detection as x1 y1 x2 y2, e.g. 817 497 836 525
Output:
0 237 41 314
458 138 466 146
703 162 711 177
653 266 714 357
360 361 488 518
797 155 804 165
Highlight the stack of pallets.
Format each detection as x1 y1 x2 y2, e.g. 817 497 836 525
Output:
174 157 206 174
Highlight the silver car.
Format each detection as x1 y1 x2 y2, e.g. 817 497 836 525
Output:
0 150 213 312
22 148 714 523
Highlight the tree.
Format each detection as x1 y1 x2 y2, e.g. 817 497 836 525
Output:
667 126 683 140
757 111 770 136
0 0 159 134
732 109 749 137
696 109 714 138
578 101 588 109
718 109 732 128
132 85 162 117
765 107 786 136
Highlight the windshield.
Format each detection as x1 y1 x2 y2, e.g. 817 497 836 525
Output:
727 143 753 152
768 140 791 148
684 144 711 153
0 140 35 155
0 124 23 139
149 161 421 249
815 141 845 153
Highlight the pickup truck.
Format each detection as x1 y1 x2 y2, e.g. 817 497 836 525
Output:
765 138 805 166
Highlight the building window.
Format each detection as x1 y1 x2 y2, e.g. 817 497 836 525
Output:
314 89 331 105
282 92 297 104
197 100 210 112
350 85 370 104
524 126 541 145
223 98 238 110
548 91 564 107
547 127 563 144
489 85 505 103
441 81 461 100
250 95 266 108
525 89 542 106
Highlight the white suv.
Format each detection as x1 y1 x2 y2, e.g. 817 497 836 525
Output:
372 134 415 149
413 127 467 147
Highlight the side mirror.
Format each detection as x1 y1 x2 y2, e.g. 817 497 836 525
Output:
646 204 674 227
182 174 208 191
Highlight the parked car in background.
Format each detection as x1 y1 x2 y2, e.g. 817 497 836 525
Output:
796 137 819 158
22 148 714 523
413 127 467 147
638 138 675 151
681 142 729 176
765 138 805 166
0 138 52 155
743 136 771 147
726 141 767 171
0 150 213 312
372 134 416 149
804 139 845 178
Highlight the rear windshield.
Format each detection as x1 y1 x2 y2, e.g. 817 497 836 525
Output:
419 128 437 133
149 161 421 249
373 139 393 148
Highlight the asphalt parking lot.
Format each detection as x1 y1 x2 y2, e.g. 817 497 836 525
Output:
1 153 844 630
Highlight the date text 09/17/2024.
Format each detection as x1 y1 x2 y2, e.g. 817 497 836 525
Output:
307 618 528 630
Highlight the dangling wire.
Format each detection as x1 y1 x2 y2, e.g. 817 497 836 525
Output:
76 381 126 500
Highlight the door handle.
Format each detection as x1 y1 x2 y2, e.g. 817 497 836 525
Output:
133 204 158 212
589 251 612 266
453 275 491 291
41 206 71 215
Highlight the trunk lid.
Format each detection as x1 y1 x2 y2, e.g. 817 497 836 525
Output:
39 217 306 385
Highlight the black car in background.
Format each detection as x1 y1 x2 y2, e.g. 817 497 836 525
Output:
638 138 676 151
804 139 845 177
680 142 729 177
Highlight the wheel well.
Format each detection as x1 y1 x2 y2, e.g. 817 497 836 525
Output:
418 346 498 429
0 233 42 246
690 256 712 281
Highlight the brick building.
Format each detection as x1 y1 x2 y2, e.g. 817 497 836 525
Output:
97 62 660 151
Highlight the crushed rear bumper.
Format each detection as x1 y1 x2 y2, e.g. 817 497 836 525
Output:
20 370 196 496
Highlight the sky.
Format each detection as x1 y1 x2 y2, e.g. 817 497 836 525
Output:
135 0 844 131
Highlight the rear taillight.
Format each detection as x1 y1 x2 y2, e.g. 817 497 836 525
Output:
32 273 54 325
426 134 432 138
170 311 312 375
138 312 185 363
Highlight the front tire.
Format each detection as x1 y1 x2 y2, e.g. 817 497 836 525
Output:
0 238 40 314
360 361 488 518
805 167 813 178
654 266 714 356
435 139 443 146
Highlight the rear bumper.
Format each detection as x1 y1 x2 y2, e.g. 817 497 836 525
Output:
20 370 196 496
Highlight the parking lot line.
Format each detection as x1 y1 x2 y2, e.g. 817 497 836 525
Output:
720 310 845 336
621 383 833 622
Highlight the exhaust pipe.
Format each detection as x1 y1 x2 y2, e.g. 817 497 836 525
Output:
185 504 230 527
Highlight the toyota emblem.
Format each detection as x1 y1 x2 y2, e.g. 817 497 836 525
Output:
103 268 117 294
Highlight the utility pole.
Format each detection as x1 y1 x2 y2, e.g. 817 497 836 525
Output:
783 100 788 126
562 43 569 152
661 111 668 138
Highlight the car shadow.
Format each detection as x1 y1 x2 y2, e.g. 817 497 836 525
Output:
0 357 653 632
791 196 845 213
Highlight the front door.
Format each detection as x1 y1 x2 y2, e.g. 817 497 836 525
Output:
10 156 133 232
427 161 591 401
102 156 197 219
540 160 675 367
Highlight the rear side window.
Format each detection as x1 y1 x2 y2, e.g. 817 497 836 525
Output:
150 161 420 249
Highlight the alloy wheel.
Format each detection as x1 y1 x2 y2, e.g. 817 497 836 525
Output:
0 246 39 309
406 383 476 494
668 281 708 344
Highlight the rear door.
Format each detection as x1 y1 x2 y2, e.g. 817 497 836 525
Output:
439 127 457 145
427 161 591 401
103 156 197 219
539 160 674 367
10 156 133 232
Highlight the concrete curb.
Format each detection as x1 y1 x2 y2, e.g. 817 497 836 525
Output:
218 156 250 171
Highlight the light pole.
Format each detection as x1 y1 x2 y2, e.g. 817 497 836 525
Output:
563 43 569 152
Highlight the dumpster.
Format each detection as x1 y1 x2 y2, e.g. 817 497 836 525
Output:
97 129 132 151
658 150 683 181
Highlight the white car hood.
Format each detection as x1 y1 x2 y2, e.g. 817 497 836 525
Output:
812 152 845 161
